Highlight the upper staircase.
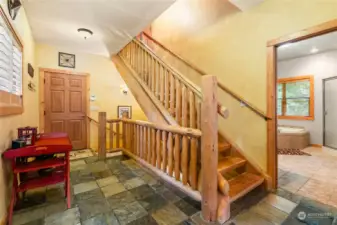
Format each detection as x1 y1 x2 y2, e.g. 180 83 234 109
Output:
112 35 266 222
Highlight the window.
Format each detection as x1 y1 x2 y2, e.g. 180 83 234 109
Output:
277 76 314 120
0 7 23 116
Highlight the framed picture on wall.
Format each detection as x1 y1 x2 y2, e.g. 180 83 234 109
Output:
118 106 132 119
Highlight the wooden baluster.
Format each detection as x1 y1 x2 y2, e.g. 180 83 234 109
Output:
190 137 198 190
181 86 188 185
160 65 165 104
122 121 126 148
139 125 143 158
147 127 151 163
176 80 182 125
165 70 170 109
109 122 114 149
156 130 161 169
151 129 156 166
116 122 120 148
174 134 180 181
168 132 173 176
156 61 160 99
170 74 175 117
162 131 167 172
152 57 156 93
143 126 147 160
197 100 201 129
98 112 106 160
201 75 219 222
189 91 197 189
130 124 134 153
147 53 151 86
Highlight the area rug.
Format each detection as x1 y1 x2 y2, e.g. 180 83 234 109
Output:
282 202 335 225
278 148 311 156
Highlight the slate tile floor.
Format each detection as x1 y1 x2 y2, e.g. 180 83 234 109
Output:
12 151 337 225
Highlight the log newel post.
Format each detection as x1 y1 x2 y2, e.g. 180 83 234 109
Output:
98 112 107 160
201 75 218 222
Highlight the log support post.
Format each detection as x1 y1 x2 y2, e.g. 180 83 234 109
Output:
98 112 107 160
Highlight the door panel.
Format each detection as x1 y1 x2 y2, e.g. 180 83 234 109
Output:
324 77 337 149
45 71 87 149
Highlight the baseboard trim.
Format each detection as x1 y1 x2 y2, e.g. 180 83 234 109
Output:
311 144 322 148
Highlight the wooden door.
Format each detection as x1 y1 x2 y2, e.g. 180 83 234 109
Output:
44 72 87 149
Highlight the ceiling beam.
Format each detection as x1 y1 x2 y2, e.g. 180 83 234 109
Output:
228 0 265 11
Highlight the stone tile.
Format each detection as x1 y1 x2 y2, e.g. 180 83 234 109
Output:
278 172 309 192
84 156 99 164
150 181 167 193
138 194 167 212
123 177 145 190
73 181 98 195
97 176 119 187
127 215 158 225
75 188 104 201
129 184 155 200
101 182 126 197
87 161 109 173
178 219 196 225
22 219 44 225
70 160 87 171
274 188 304 204
231 210 274 225
15 188 47 211
182 196 201 210
263 193 297 214
250 201 288 224
70 170 95 185
113 201 148 225
107 191 136 210
278 168 288 178
174 199 199 216
46 186 65 203
140 173 158 186
70 149 93 161
92 169 113 179
116 169 136 182
44 201 67 216
77 197 110 221
159 189 181 203
44 207 80 225
151 203 188 225
82 211 120 225
13 206 45 225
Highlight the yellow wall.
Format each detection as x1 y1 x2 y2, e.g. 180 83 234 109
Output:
35 44 147 150
151 0 337 172
0 2 37 221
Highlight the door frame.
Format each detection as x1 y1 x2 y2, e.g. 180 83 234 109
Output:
266 19 337 189
39 68 91 149
322 76 337 150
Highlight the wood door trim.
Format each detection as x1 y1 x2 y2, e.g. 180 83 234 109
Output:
266 19 337 189
39 68 90 149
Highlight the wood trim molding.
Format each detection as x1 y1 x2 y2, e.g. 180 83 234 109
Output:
267 19 337 47
311 144 322 148
39 68 90 76
266 19 337 190
0 214 6 225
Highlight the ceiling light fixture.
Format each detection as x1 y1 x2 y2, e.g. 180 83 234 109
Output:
310 47 319 54
77 28 93 40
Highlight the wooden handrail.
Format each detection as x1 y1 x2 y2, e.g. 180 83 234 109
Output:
141 32 271 120
121 118 202 137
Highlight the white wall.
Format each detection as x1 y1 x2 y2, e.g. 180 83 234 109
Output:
277 50 337 145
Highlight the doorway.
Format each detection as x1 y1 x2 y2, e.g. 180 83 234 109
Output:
323 77 337 149
41 68 89 149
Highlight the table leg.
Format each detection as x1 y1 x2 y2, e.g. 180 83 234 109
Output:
65 152 71 208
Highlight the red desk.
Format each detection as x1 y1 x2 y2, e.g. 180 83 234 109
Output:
3 132 72 225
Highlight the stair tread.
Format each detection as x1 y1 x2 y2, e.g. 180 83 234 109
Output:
217 157 246 174
218 142 231 152
228 172 264 202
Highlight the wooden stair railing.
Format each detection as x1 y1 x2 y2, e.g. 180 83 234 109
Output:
118 39 229 130
140 32 271 121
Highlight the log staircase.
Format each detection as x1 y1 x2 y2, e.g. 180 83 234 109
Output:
108 35 266 223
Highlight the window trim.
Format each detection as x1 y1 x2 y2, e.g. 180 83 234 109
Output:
277 75 314 120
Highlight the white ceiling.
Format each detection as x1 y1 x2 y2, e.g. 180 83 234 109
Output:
277 31 337 61
22 0 175 57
